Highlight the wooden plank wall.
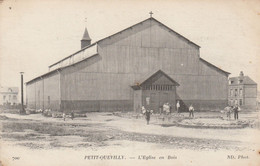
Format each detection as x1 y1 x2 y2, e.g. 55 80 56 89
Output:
26 72 60 111
26 82 36 109
59 19 228 111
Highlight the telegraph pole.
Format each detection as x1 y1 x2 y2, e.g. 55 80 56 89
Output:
20 72 25 114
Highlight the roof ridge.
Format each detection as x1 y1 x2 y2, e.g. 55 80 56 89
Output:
96 17 200 48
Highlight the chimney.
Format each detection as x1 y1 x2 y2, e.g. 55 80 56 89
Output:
81 27 91 49
239 71 244 77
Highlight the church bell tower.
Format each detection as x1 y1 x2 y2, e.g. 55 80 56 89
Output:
81 27 91 49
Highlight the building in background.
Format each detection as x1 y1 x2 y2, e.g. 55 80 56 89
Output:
228 71 257 109
26 17 230 113
0 86 19 106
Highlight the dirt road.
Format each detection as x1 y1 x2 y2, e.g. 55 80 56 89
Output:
0 112 260 166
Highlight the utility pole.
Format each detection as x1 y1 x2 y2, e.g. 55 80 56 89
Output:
20 72 25 114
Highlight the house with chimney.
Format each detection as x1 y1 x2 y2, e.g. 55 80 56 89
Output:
228 71 257 109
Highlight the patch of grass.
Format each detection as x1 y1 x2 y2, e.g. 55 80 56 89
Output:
1 122 69 136
0 109 20 114
1 133 44 140
1 121 108 142
0 115 9 120
16 142 44 149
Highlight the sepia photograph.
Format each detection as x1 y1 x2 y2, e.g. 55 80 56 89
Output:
0 0 259 165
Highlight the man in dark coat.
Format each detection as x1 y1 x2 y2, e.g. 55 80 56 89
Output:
233 104 239 120
70 111 74 120
145 110 151 125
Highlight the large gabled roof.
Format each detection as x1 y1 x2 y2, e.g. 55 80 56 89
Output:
49 17 200 68
96 17 200 48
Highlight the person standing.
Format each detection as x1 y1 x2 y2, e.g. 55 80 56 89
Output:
189 104 194 118
142 106 146 114
163 103 170 115
63 112 66 121
225 106 233 120
71 111 74 120
233 104 239 120
165 103 170 115
144 109 151 125
169 103 172 114
176 101 180 113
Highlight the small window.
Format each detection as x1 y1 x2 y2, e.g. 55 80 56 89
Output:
239 89 243 96
239 99 243 105
234 89 238 96
239 80 243 84
230 89 233 96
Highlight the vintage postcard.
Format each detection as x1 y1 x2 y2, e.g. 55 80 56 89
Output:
0 0 259 166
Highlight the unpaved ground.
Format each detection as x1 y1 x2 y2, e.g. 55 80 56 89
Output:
0 112 260 166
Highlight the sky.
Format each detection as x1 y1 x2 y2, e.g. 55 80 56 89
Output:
0 0 259 101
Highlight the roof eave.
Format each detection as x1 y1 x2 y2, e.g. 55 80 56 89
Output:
200 58 230 75
26 53 99 85
49 42 97 68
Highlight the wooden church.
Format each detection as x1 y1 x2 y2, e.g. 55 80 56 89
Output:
26 16 230 113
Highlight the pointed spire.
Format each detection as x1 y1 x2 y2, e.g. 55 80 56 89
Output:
81 27 91 49
82 27 91 41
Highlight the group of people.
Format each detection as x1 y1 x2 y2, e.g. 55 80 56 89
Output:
62 111 74 121
225 104 240 120
162 103 172 115
141 101 196 124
